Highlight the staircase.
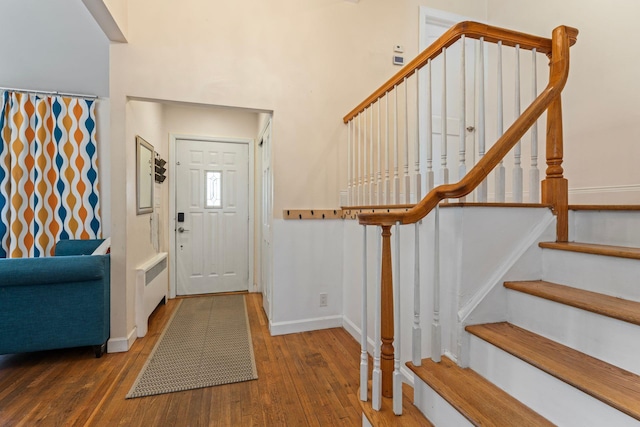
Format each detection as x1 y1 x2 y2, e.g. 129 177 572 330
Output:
343 19 639 427
402 206 640 426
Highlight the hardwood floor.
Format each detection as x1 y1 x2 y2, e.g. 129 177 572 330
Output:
0 293 364 426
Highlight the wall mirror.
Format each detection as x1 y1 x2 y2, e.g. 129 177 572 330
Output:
136 135 154 215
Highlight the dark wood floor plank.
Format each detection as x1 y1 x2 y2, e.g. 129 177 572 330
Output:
0 294 366 427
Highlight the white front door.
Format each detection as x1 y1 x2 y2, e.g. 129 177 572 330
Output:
175 139 249 295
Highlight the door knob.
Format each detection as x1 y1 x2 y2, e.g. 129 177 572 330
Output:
178 226 190 233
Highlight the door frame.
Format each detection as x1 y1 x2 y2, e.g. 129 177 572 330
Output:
168 133 255 298
257 118 273 322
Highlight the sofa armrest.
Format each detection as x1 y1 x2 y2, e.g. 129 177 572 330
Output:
55 239 105 256
0 255 108 288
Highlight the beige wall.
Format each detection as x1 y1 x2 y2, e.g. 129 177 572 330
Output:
115 100 164 343
113 99 261 342
487 0 640 203
110 0 487 214
108 0 487 343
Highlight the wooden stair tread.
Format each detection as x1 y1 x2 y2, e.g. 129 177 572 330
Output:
505 280 640 326
569 204 640 211
407 356 552 426
466 322 640 421
360 382 432 427
539 241 640 260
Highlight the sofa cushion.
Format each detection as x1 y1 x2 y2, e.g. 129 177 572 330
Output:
55 239 105 256
0 255 106 287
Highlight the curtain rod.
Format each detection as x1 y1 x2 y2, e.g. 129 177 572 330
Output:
0 86 98 100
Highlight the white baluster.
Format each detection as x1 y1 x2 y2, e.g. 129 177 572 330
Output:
441 47 449 186
530 48 540 202
364 108 369 205
360 225 369 401
348 120 352 205
385 93 391 204
370 104 375 205
432 205 441 362
426 59 434 192
495 40 506 202
476 37 488 202
412 222 421 366
513 44 523 202
459 36 467 200
393 221 402 415
372 226 382 410
394 86 400 204
377 98 383 205
357 114 361 205
414 73 422 202
404 77 411 204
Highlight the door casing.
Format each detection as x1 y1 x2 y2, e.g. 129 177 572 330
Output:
169 134 255 298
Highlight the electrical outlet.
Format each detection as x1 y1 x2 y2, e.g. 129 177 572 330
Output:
319 293 328 307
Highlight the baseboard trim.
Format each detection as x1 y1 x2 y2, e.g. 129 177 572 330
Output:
343 316 375 354
269 315 343 336
107 327 137 353
569 183 640 195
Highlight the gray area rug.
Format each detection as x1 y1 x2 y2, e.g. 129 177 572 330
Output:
126 295 258 398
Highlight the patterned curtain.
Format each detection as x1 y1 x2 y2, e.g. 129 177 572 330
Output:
0 91 101 258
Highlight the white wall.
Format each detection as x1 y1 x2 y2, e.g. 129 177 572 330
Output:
487 0 640 203
271 219 344 335
0 0 109 97
107 99 165 351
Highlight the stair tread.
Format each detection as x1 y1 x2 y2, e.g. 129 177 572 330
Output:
407 356 553 426
569 204 640 211
504 280 640 326
466 322 640 421
360 382 432 427
539 241 640 260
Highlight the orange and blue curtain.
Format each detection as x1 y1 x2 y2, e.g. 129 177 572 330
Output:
0 91 101 258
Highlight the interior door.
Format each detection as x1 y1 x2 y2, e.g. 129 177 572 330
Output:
175 139 249 295
260 121 273 318
419 8 477 188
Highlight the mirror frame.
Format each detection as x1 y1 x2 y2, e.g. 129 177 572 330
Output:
136 135 154 215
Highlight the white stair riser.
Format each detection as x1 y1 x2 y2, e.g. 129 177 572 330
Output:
542 250 640 301
570 210 640 247
468 335 638 427
507 289 640 376
412 377 474 427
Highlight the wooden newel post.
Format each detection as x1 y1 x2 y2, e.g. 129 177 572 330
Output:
542 26 571 242
380 225 395 398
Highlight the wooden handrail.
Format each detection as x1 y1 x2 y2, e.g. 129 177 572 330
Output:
358 25 578 227
343 21 577 124
353 23 578 404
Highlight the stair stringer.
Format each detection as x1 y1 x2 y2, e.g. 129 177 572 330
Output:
453 211 556 366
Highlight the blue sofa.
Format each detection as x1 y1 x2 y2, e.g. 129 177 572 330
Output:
0 239 110 358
